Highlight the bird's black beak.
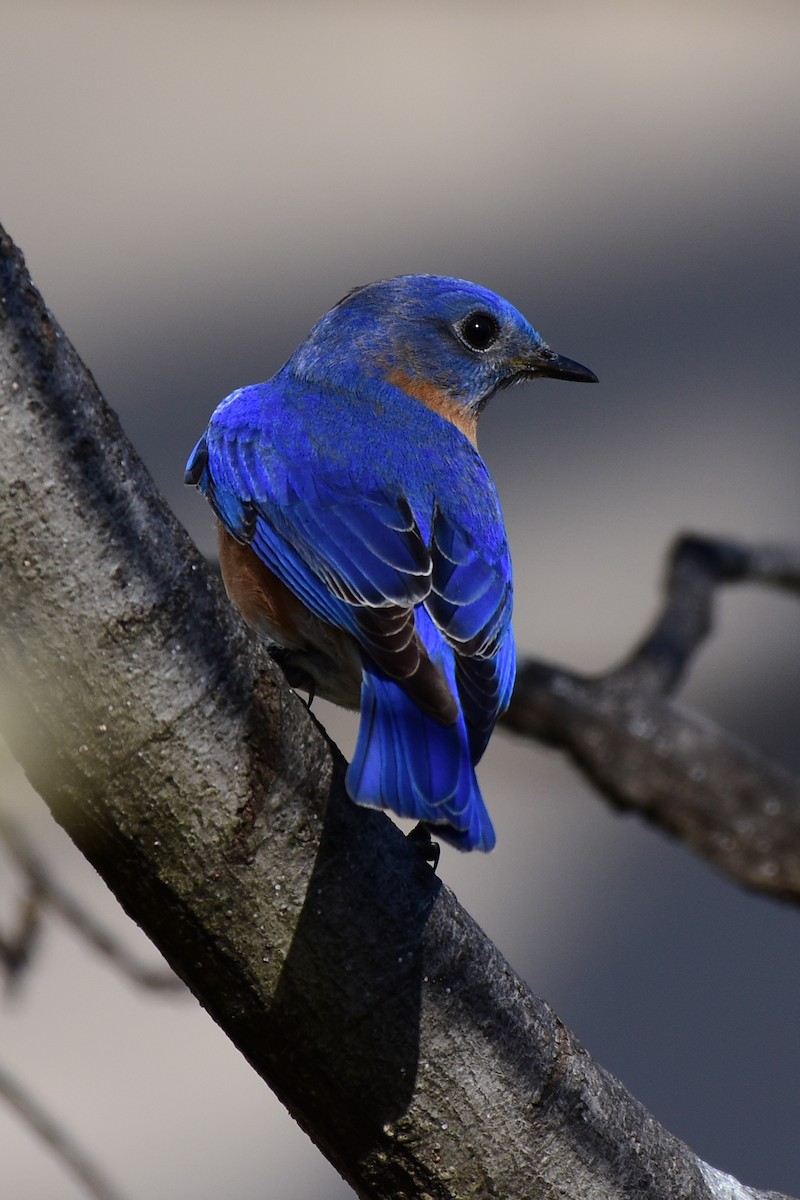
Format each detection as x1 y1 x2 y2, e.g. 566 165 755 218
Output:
523 347 598 384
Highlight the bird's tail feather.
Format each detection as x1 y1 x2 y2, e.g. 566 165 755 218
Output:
347 661 496 852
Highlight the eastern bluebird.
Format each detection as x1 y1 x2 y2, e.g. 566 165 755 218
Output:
185 276 596 852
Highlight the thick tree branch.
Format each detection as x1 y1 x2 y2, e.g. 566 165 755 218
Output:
505 538 800 902
0 222 790 1199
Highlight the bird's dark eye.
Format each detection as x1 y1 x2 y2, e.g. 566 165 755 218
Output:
458 311 501 352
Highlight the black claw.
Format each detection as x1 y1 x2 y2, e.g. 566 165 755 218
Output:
407 822 441 872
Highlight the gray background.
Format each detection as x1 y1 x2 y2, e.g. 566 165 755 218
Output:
1 3 800 1197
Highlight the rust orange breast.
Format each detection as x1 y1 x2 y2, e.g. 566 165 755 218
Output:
218 525 305 647
385 367 478 447
216 525 362 709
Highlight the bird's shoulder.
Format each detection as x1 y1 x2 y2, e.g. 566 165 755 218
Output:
206 375 500 524
203 378 511 615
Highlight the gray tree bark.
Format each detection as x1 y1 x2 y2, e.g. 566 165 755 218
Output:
0 223 791 1200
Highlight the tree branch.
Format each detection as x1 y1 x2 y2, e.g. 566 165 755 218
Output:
504 537 800 902
0 221 791 1199
0 1062 130 1200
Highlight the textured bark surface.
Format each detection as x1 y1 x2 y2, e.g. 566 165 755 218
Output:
0 223 791 1200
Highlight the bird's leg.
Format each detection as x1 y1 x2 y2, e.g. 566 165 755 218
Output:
407 822 441 872
269 647 316 708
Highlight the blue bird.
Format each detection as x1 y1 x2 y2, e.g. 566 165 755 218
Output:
185 276 596 852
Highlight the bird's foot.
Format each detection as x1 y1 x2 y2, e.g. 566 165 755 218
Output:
407 822 441 872
270 648 316 709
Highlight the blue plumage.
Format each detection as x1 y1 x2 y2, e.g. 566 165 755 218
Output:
186 275 596 851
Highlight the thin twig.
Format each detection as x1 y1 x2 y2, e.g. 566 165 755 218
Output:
612 534 800 694
0 811 183 991
0 1061 131 1200
0 866 43 991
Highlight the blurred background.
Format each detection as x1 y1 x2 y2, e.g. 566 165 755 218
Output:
2 2 800 1196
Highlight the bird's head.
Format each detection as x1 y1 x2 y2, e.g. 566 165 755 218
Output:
287 275 597 442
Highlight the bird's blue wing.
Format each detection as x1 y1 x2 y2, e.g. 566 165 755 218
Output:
189 420 460 720
427 505 515 749
187 431 357 632
197 425 431 601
